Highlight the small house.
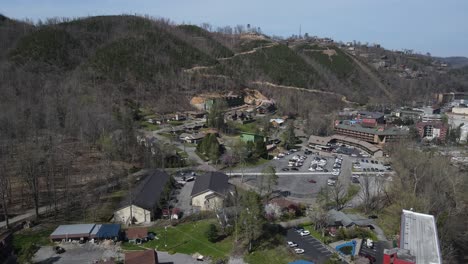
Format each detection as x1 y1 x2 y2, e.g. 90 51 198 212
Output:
125 227 149 243
191 172 231 211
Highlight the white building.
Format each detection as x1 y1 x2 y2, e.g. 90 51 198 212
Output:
114 170 171 225
460 124 468 143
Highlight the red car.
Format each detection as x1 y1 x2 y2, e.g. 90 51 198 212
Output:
308 179 317 183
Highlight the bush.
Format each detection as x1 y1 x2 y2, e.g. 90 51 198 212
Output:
205 223 218 242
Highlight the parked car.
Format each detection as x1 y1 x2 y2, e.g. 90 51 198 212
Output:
54 246 65 254
282 168 290 171
352 177 360 184
300 230 310 236
287 241 298 247
291 167 299 171
294 248 305 254
308 179 317 183
186 176 195 182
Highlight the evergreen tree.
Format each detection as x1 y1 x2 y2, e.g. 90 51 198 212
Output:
205 223 218 242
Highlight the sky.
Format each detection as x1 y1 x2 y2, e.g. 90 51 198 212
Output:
1 0 468 57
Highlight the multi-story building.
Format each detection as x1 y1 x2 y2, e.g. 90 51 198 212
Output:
383 210 441 264
415 121 448 141
334 121 408 146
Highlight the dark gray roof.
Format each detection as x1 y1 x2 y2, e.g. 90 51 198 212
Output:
336 123 409 136
357 111 384 119
327 209 354 227
191 172 229 197
121 170 171 210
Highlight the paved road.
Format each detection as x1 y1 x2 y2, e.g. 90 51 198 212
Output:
0 204 57 229
286 229 335 264
227 172 333 176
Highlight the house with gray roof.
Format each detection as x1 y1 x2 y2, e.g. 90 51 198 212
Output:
114 170 172 225
191 172 231 211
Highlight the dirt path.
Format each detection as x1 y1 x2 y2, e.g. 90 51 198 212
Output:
251 81 360 105
218 43 278 61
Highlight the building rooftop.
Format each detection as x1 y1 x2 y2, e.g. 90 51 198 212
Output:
90 224 121 239
125 249 158 264
126 227 148 240
50 224 96 239
191 172 230 197
308 135 332 146
120 170 170 210
357 111 384 119
336 122 409 136
400 210 441 264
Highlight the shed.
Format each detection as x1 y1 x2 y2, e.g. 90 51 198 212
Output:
126 227 148 240
90 224 121 240
49 224 96 241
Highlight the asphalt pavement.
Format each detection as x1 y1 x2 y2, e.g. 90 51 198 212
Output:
286 228 334 264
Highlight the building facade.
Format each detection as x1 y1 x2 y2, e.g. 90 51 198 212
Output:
415 121 448 141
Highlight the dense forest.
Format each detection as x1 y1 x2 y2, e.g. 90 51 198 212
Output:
0 14 467 262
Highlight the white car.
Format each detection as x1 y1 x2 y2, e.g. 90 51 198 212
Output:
287 241 298 247
294 248 305 254
299 230 310 236
332 171 340 176
273 156 280 160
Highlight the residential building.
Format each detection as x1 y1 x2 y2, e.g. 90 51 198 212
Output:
240 132 266 143
415 121 448 141
383 210 441 264
191 172 231 211
446 107 468 130
179 132 206 144
125 249 158 264
270 118 285 127
125 227 149 243
334 121 408 146
114 170 171 225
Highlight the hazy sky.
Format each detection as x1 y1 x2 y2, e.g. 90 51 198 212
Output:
2 0 467 57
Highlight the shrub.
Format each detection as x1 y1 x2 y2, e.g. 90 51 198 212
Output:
205 223 218 242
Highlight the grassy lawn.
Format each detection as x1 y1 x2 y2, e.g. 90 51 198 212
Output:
375 205 401 239
122 220 234 258
13 226 55 262
175 147 189 158
244 246 297 264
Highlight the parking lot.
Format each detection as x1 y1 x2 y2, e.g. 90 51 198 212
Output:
286 228 337 264
236 149 355 200
272 150 336 173
33 243 122 264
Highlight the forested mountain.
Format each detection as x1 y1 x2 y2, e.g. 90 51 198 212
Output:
1 14 467 263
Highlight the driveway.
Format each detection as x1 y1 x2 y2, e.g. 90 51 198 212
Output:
157 251 201 264
286 229 334 264
173 180 195 217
